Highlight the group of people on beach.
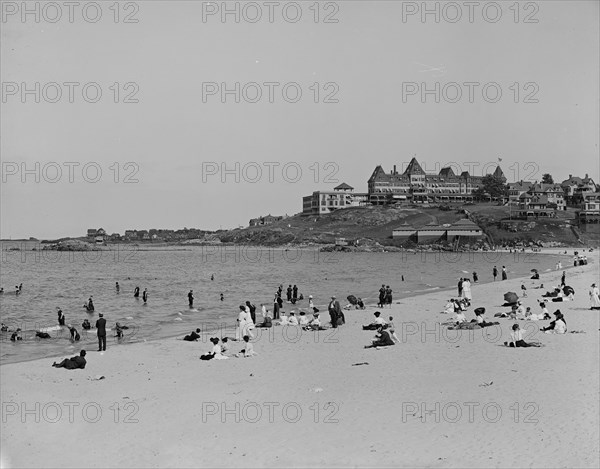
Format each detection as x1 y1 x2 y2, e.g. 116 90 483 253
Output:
377 285 393 308
492 265 508 281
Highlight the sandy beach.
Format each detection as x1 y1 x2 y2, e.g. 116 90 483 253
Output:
1 260 599 468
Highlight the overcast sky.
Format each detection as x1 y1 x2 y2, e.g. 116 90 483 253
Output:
1 0 598 239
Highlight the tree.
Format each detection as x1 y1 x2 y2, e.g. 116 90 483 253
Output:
473 175 509 201
541 173 554 184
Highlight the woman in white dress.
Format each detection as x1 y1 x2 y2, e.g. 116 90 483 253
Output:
589 283 600 310
462 279 472 301
200 337 228 360
236 305 249 341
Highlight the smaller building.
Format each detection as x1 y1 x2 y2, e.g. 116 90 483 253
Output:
446 219 483 238
249 215 284 226
87 228 107 241
302 183 368 215
577 192 600 224
392 224 417 239
416 224 447 243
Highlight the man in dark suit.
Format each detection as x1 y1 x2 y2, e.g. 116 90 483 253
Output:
96 313 107 351
328 296 342 328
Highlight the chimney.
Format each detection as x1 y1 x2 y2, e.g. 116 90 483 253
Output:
585 173 588 178
569 174 572 178
393 165 397 175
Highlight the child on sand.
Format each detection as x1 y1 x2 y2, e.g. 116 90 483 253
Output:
388 317 400 342
521 284 527 297
235 335 257 357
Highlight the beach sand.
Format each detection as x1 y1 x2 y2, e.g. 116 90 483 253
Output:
1 260 599 468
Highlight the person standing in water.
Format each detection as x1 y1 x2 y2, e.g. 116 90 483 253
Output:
188 290 194 307
220 293 224 302
211 274 214 281
134 286 140 298
142 288 148 303
493 266 498 281
116 282 120 292
68 325 80 342
86 297 94 312
57 308 66 326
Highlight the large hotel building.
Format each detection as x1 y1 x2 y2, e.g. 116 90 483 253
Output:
302 157 505 215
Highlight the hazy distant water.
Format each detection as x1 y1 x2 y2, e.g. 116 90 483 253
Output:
0 244 568 364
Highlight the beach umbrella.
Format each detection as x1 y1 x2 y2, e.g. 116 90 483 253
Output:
347 295 358 305
503 292 518 304
563 286 575 296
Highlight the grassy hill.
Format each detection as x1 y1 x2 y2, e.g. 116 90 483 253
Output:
216 203 600 248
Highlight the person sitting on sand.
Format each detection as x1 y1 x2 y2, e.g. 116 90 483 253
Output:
256 315 273 328
543 288 561 298
455 310 467 324
357 298 365 309
474 307 499 328
279 312 289 326
504 324 543 347
288 311 299 326
299 311 309 326
52 350 87 369
10 329 22 341
443 300 454 314
538 302 551 320
364 326 395 348
304 312 322 331
200 337 228 360
235 335 257 358
183 328 201 341
220 337 230 355
363 311 387 330
515 301 526 319
81 319 91 330
541 311 567 334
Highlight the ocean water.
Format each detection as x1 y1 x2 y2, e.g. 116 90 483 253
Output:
0 245 568 364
